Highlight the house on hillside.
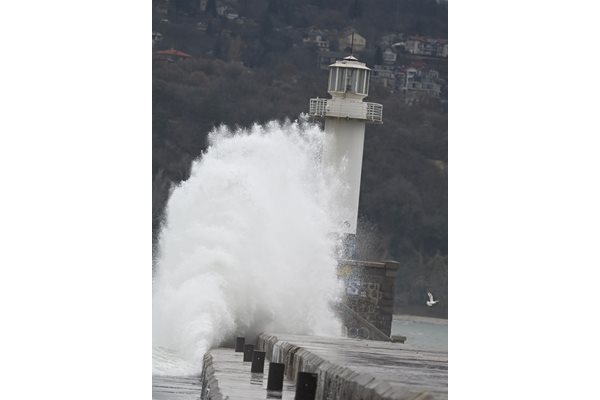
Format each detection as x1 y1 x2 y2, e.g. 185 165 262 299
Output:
304 27 335 52
380 33 404 48
317 51 345 71
371 65 396 89
216 5 228 16
303 33 330 51
396 65 445 98
156 0 169 16
382 48 397 65
338 28 366 53
403 36 448 58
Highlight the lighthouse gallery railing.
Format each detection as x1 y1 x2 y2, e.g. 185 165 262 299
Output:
366 102 383 123
309 98 382 123
309 98 328 116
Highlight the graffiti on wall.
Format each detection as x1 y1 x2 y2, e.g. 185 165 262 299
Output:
345 278 382 306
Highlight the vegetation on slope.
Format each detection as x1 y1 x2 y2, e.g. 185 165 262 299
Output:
153 0 448 316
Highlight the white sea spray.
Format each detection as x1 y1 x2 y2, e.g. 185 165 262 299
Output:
152 118 343 375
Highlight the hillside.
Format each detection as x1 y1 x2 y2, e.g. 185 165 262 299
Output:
152 0 448 316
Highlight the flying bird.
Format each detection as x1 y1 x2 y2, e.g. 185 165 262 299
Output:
426 291 438 307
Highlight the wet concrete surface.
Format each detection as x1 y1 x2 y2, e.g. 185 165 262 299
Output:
152 375 202 400
205 348 295 400
261 333 448 399
202 348 298 399
154 333 447 400
153 349 298 400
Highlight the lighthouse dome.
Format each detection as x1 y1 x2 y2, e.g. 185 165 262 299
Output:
327 55 371 98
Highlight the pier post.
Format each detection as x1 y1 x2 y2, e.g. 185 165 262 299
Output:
251 351 266 373
295 372 317 400
243 344 255 362
235 337 245 352
267 362 285 391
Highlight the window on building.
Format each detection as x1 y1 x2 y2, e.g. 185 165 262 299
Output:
336 68 346 92
328 67 337 92
357 69 365 94
329 67 370 94
346 69 354 92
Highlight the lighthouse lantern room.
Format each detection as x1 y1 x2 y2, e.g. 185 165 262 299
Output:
309 55 383 238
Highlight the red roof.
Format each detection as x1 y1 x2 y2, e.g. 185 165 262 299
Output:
411 60 426 69
157 49 192 58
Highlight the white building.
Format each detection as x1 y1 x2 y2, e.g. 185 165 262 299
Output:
397 66 444 98
303 34 330 51
338 30 366 53
371 65 396 89
382 48 397 65
404 36 448 58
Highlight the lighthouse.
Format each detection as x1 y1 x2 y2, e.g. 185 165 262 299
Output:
309 55 383 245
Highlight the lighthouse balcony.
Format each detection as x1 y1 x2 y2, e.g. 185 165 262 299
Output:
309 98 383 123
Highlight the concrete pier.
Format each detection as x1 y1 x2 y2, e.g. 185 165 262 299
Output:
153 375 203 400
200 333 447 400
200 347 298 399
258 333 447 400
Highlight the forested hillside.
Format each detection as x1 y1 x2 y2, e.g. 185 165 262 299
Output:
153 0 448 317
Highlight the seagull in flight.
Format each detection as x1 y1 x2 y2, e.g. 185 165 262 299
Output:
426 291 438 307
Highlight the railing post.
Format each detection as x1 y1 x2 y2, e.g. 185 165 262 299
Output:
295 372 318 400
251 351 266 373
243 344 255 362
267 362 285 391
235 337 245 352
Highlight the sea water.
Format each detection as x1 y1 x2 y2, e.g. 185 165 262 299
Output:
152 119 344 376
392 315 448 351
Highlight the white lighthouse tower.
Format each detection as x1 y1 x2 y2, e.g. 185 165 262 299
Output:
309 55 382 241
